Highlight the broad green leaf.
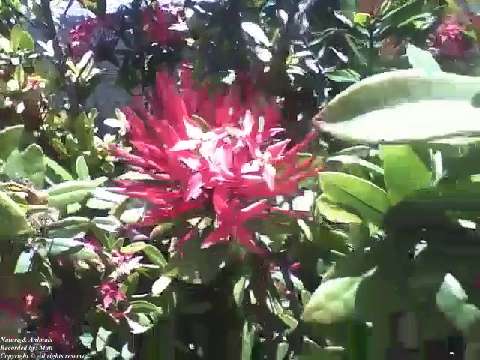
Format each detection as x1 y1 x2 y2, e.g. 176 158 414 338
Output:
436 273 480 335
47 177 107 209
303 276 363 324
105 346 120 360
151 276 172 296
321 70 480 143
406 44 442 74
79 332 94 350
0 191 30 238
381 145 432 204
14 249 34 274
319 172 389 224
121 344 135 360
43 238 85 256
10 25 34 52
96 327 112 352
0 125 23 160
315 194 362 224
47 217 90 238
4 144 45 187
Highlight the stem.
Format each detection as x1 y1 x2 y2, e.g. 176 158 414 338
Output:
278 256 304 357
97 0 107 17
367 22 375 76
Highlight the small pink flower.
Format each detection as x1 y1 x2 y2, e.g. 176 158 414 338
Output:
97 280 127 310
83 234 102 252
22 292 40 315
110 250 133 266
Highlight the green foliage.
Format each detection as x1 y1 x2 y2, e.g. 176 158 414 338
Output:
1 0 477 358
436 274 480 337
381 144 432 203
4 144 45 187
303 275 365 324
0 190 30 238
319 172 389 224
321 69 480 142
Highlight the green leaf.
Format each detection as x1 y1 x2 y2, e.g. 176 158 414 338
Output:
319 172 390 224
381 145 432 204
241 22 270 46
151 276 172 296
121 344 135 360
0 36 12 52
75 156 90 180
130 300 164 318
105 346 120 360
436 273 480 335
321 70 480 142
96 327 112 352
125 313 154 335
326 69 361 83
4 144 45 187
406 44 442 74
0 191 30 238
241 322 256 360
44 238 87 257
327 155 384 176
353 12 371 27
315 194 362 224
276 342 289 360
47 177 107 210
10 25 34 52
233 276 248 307
14 249 34 274
79 332 94 350
121 242 167 268
303 276 364 324
0 125 23 160
45 157 74 182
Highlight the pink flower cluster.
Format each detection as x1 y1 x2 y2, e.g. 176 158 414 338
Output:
433 15 471 58
142 3 185 45
69 15 118 58
97 280 127 314
68 3 184 58
112 67 318 253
